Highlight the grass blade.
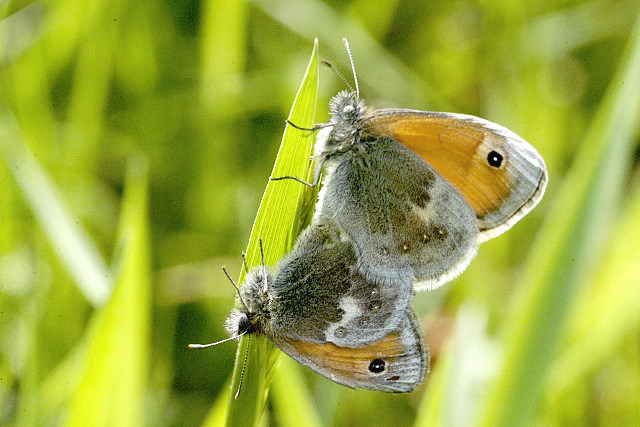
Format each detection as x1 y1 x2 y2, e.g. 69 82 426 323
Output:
478 14 640 426
0 110 111 306
222 39 319 427
65 157 151 425
546 177 640 405
271 356 323 427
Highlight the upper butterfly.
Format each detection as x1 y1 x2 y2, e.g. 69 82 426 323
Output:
279 39 547 291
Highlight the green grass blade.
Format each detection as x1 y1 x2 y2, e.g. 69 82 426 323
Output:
39 344 87 422
222 39 319 427
477 14 640 426
65 157 151 425
0 110 111 306
270 356 323 427
200 0 247 113
415 306 498 426
546 178 640 403
203 378 232 426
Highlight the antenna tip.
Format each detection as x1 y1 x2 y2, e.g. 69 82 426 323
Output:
340 38 359 99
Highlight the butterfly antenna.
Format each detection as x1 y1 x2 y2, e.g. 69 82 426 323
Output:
342 38 359 100
187 330 247 349
258 238 268 293
241 251 249 274
234 334 251 399
320 59 354 93
222 265 249 310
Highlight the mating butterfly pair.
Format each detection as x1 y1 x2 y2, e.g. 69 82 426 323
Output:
195 39 547 393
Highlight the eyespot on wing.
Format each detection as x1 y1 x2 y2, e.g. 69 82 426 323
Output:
366 111 547 233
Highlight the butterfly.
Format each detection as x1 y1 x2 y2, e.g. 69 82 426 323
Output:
213 225 428 393
278 39 548 291
191 39 547 395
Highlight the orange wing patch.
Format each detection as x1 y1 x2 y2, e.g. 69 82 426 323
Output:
287 330 422 390
367 114 512 218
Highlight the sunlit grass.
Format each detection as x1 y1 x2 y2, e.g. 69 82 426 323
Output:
66 158 151 426
1 0 640 426
221 39 319 427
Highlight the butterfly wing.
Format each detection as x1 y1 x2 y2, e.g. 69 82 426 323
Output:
275 308 428 393
365 110 548 240
313 109 547 290
263 225 427 392
268 224 413 347
314 134 480 290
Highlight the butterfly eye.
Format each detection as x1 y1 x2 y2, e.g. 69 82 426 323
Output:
343 104 354 114
369 358 386 373
236 314 252 334
487 150 504 167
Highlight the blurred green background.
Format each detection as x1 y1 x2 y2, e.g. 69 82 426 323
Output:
2 0 640 425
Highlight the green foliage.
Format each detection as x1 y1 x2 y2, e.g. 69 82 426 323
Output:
66 158 151 425
223 39 319 427
1 0 640 426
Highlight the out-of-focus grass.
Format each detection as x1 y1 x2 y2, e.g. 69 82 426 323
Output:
478 15 640 426
1 0 640 426
0 113 111 306
65 158 151 426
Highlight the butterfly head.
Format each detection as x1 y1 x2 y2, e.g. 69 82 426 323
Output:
314 90 372 163
224 267 274 337
329 90 366 124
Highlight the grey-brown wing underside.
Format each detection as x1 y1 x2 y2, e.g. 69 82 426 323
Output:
268 224 413 347
314 136 480 290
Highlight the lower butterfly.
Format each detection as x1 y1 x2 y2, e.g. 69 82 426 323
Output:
191 225 428 393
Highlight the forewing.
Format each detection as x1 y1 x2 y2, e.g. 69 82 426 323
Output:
366 110 548 238
314 136 479 290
